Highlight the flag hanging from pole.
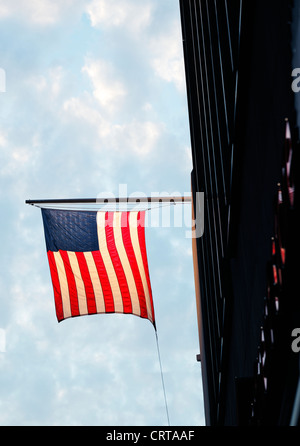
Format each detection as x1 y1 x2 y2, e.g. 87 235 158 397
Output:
41 209 155 327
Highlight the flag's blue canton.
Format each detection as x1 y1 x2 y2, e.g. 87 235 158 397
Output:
42 209 99 252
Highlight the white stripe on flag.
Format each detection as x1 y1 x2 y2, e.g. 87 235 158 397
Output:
113 212 141 317
96 212 124 313
67 251 88 316
84 251 106 314
53 251 72 320
129 212 153 323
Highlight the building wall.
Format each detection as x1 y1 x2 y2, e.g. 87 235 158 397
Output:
180 0 299 425
180 0 243 424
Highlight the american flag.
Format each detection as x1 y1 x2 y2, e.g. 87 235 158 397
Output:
41 209 155 327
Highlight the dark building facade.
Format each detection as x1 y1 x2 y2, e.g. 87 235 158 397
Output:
180 0 299 425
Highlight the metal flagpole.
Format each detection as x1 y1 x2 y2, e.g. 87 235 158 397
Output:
25 196 192 205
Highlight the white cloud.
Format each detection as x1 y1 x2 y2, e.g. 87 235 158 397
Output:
86 0 153 33
63 94 162 157
86 1 186 94
0 143 36 177
0 0 84 26
149 23 186 93
115 120 161 156
27 66 68 103
19 0 62 25
0 130 7 147
63 95 111 137
0 3 10 20
82 59 127 113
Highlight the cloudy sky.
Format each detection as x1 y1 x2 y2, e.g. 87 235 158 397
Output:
0 0 205 426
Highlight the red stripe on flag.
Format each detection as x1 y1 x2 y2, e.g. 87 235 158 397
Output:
92 250 115 313
75 252 97 315
121 212 148 319
59 250 80 318
137 211 155 323
47 251 64 322
105 212 132 314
